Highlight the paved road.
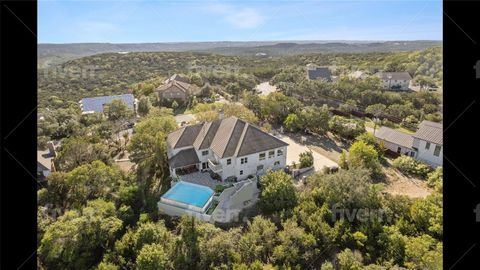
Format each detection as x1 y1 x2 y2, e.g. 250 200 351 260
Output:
278 134 338 171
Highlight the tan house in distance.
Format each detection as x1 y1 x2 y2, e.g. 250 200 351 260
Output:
156 74 200 102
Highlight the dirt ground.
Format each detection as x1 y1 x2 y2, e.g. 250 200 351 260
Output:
382 167 433 198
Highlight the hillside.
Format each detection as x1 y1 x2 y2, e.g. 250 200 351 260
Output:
38 40 441 68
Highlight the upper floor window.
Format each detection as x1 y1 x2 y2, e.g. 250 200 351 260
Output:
274 161 280 166
259 153 266 161
277 149 284 156
425 142 431 150
257 165 264 171
433 145 441 157
268 150 275 158
227 159 231 165
240 170 244 175
202 150 209 156
241 157 248 164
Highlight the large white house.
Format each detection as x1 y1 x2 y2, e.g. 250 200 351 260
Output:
375 71 412 91
375 120 442 167
166 116 289 181
411 121 442 167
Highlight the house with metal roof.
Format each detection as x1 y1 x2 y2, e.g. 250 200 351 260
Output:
166 116 288 181
79 94 137 114
375 126 415 157
306 64 332 81
375 71 412 90
412 120 442 167
374 120 442 167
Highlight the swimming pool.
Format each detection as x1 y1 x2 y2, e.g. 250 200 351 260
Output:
161 181 214 212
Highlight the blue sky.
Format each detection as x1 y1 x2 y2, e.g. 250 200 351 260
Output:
38 0 442 43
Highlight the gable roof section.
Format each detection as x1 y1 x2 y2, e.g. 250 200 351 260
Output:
375 127 413 149
80 94 135 113
376 71 412 81
168 148 200 168
413 120 443 145
167 117 289 158
169 124 204 149
157 77 200 96
236 124 289 157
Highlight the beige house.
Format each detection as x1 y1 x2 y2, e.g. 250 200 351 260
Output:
156 74 200 102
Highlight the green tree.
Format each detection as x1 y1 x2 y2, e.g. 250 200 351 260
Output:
410 194 443 238
104 99 134 122
259 170 298 213
173 216 200 270
38 200 123 269
54 136 112 171
272 219 317 268
284 113 302 132
136 244 169 270
137 96 151 117
239 216 278 263
299 151 314 168
128 116 177 195
348 140 382 177
337 248 364 270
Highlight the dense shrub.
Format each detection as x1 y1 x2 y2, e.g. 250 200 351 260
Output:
299 151 314 168
392 156 433 178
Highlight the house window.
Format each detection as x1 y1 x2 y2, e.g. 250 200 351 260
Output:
397 147 401 154
274 161 280 166
202 150 209 156
277 149 284 156
240 170 244 175
259 153 266 161
241 157 248 164
433 145 441 157
227 159 231 165
268 150 275 158
425 142 431 150
257 165 264 171
410 152 415 157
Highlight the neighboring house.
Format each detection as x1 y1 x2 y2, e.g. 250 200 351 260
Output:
156 74 200 102
306 64 332 81
37 141 61 183
375 126 415 156
374 120 443 167
167 116 288 181
79 94 137 115
412 120 443 167
375 71 412 90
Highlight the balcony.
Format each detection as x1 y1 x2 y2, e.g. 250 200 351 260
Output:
208 159 223 173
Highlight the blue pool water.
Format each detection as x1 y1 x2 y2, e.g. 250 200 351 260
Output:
162 181 214 208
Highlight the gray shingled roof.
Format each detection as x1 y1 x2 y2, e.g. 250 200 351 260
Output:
80 94 135 113
156 77 200 96
413 120 443 145
168 148 200 168
307 67 332 81
376 71 412 81
375 127 413 149
167 117 288 158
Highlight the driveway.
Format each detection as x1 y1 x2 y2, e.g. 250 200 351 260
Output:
278 134 338 171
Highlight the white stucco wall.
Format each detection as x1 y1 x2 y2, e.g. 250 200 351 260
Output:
218 146 287 180
413 138 442 167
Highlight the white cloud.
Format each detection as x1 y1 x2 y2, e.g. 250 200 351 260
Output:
207 3 265 29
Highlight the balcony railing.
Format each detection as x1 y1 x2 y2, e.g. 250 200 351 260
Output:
208 159 223 173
